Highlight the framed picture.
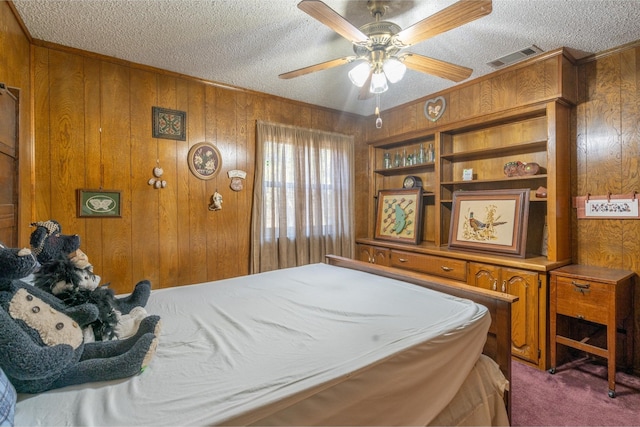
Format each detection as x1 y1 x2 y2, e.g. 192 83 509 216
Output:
77 189 122 218
152 107 186 140
449 189 530 257
187 142 222 180
374 188 423 245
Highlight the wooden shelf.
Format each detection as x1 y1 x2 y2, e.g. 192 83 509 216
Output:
440 174 547 187
440 140 547 161
374 162 435 176
374 191 435 198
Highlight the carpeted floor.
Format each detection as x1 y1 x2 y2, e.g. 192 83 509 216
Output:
511 357 640 426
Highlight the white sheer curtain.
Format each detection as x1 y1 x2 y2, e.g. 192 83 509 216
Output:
251 121 354 273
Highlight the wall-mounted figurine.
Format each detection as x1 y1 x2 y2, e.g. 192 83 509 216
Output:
228 170 247 192
148 161 167 189
209 191 223 211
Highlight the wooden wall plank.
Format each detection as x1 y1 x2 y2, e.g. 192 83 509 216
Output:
214 87 237 279
33 46 51 224
186 82 208 285
130 68 159 288
174 81 198 287
47 50 85 235
99 61 133 289
581 55 624 267
82 57 104 266
235 91 251 277
154 74 179 289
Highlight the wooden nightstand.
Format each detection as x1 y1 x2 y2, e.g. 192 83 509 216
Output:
549 265 635 397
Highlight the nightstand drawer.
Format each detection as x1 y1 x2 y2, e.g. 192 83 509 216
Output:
391 250 467 281
555 276 610 324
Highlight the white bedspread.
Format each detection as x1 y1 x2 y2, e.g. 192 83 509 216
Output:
16 263 491 426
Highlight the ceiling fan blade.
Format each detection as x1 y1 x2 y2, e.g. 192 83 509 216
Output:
395 0 492 47
403 53 472 82
279 57 354 79
358 71 374 100
297 0 368 44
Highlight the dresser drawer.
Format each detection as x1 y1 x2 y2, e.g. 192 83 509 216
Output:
555 276 611 324
390 250 467 282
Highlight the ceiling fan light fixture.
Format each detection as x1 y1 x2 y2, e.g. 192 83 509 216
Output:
382 57 406 83
348 62 371 87
370 72 388 94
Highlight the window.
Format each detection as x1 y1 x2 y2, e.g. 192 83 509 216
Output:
251 121 354 273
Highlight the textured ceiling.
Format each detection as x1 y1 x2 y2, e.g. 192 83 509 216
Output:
11 0 640 116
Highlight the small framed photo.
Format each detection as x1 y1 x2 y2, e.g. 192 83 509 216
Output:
375 188 423 245
449 189 530 257
152 107 186 141
187 142 222 180
77 189 122 218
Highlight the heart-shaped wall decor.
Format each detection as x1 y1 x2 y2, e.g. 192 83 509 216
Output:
424 96 446 122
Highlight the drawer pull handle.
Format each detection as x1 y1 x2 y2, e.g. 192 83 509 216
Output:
440 266 453 272
572 281 591 294
398 258 408 263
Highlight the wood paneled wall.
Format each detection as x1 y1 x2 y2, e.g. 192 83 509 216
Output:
574 43 640 369
24 42 364 293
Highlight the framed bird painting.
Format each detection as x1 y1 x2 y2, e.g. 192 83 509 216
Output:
374 188 423 245
449 189 530 257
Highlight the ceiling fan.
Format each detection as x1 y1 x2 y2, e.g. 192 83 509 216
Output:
279 0 492 104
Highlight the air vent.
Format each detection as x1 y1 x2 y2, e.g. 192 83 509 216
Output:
487 45 543 69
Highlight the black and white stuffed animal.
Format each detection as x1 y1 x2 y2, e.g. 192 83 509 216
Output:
29 220 80 266
0 243 160 394
29 219 153 340
34 251 153 341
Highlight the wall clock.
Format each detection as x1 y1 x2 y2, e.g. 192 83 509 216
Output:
403 175 423 188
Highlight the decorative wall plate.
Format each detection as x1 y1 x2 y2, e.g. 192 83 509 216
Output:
424 96 446 122
187 142 222 180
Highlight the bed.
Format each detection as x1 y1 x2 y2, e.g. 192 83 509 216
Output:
15 256 515 426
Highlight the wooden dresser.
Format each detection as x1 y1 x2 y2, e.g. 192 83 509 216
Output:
549 264 635 397
356 238 569 370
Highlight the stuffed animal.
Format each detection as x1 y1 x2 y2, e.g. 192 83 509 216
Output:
33 252 152 341
29 220 80 266
0 244 159 394
29 219 152 317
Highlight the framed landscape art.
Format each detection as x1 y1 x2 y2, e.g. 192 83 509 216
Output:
448 189 530 257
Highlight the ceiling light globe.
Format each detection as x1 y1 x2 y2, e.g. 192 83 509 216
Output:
370 72 388 94
348 62 371 88
383 57 406 83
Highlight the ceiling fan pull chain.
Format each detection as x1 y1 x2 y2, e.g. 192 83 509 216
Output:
375 94 382 129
